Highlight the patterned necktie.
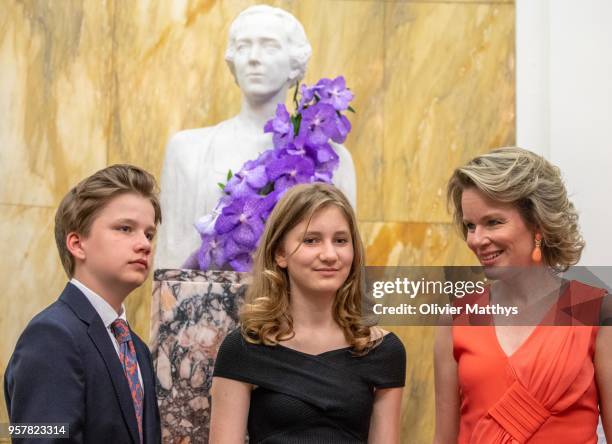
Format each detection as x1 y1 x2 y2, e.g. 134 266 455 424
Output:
111 319 144 443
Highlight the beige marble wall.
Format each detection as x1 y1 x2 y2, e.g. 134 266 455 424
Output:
0 1 514 442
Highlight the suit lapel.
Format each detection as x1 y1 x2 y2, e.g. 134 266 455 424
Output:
60 283 140 444
134 337 155 443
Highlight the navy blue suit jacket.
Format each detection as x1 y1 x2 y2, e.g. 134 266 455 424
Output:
4 283 161 444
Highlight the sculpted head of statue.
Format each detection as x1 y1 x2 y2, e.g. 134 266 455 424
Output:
225 5 312 101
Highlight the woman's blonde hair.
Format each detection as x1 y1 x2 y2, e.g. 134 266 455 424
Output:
447 147 584 271
240 183 374 353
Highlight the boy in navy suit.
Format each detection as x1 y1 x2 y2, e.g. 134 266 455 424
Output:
5 164 162 443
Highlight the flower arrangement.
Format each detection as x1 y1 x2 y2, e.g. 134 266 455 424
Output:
195 76 354 272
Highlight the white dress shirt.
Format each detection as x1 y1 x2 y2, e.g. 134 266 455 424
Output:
70 278 144 388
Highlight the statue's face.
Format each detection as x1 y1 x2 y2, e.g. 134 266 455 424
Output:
232 13 296 100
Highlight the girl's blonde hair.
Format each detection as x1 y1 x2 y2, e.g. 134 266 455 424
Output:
240 183 374 353
447 147 584 271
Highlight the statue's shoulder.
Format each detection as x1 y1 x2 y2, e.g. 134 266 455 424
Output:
330 141 354 164
167 126 215 149
166 120 234 153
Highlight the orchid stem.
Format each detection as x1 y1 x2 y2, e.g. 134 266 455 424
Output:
293 82 299 109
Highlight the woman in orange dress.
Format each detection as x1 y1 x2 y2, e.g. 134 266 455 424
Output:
434 147 611 443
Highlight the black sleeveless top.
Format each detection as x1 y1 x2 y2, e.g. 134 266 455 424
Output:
213 329 406 443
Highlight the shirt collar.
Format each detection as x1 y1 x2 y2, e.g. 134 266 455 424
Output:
70 278 127 328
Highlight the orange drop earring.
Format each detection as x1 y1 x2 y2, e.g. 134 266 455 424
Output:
531 233 543 263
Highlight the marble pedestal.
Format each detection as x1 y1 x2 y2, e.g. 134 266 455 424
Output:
150 269 250 443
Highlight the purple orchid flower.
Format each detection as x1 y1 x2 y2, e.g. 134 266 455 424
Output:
317 76 354 111
298 103 338 147
330 114 352 144
284 140 307 157
224 159 269 198
194 212 217 237
215 196 266 249
298 84 321 110
197 233 226 270
264 104 294 149
228 254 253 272
267 155 315 193
308 143 336 163
307 143 339 181
223 238 254 272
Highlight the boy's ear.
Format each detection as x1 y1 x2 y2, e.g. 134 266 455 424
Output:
275 247 288 269
66 232 87 261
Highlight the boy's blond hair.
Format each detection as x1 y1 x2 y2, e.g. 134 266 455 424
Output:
54 164 162 277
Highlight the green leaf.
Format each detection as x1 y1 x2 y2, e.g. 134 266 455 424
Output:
227 169 233 181
347 105 356 113
291 114 302 137
217 182 225 190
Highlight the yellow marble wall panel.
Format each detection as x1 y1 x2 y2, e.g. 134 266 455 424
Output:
124 277 155 341
389 325 436 444
0 205 67 424
0 1 110 206
359 221 478 267
383 3 515 223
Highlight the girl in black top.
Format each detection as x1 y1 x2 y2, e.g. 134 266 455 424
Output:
210 183 406 443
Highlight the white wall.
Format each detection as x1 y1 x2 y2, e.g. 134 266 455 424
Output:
516 0 612 266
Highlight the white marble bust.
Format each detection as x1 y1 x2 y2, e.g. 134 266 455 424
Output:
155 5 356 269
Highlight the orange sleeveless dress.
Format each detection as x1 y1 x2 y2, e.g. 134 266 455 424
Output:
452 280 605 443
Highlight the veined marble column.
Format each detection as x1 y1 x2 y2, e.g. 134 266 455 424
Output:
150 269 250 443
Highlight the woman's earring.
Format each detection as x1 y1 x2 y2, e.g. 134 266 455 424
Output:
531 233 543 263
